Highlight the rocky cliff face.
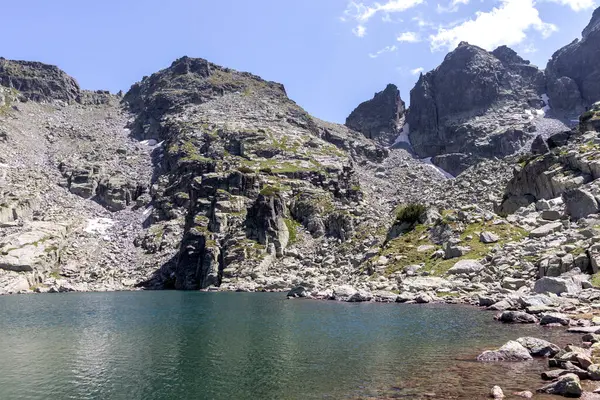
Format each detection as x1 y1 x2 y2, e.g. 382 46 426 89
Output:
546 7 600 113
345 84 405 146
407 43 552 176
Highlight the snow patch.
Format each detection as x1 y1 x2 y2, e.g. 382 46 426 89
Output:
85 218 116 235
393 123 411 146
141 139 159 146
143 206 153 217
422 157 454 180
542 93 551 113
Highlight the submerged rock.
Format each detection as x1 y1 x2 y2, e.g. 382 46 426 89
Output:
477 341 533 362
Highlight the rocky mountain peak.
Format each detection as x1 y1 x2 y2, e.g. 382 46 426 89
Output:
0 58 80 103
546 6 600 112
406 41 549 176
345 83 405 145
123 56 288 139
582 6 600 38
492 45 530 66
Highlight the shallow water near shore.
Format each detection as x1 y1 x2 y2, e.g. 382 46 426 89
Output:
0 291 585 399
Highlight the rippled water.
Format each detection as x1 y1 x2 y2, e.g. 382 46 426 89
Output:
0 292 581 399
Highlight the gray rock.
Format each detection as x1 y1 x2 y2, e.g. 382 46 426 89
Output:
537 373 582 397
480 231 500 244
517 337 561 357
498 311 538 324
529 222 564 238
448 259 484 275
563 188 600 220
534 277 582 295
477 340 533 362
332 285 358 301
540 312 571 326
531 135 549 155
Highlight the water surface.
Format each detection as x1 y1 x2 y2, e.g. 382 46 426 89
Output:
0 292 581 399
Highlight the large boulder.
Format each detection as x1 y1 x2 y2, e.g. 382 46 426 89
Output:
516 337 561 357
345 84 406 146
534 277 582 296
477 340 533 362
563 188 599 220
497 311 538 324
447 259 484 275
537 373 582 397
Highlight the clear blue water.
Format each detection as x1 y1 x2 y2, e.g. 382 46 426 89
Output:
0 292 578 399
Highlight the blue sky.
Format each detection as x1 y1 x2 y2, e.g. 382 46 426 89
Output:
1 0 596 123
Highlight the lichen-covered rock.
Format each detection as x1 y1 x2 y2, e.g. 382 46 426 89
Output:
537 373 582 397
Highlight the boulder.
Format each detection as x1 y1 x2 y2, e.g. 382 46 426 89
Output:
563 188 599 220
448 259 484 275
534 277 582 295
477 340 533 362
537 373 582 397
332 285 358 301
497 311 538 324
480 231 500 244
531 135 549 155
490 385 505 399
540 312 571 326
287 286 310 298
517 337 561 357
529 222 564 238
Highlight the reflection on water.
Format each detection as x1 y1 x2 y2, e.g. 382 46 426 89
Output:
0 292 580 399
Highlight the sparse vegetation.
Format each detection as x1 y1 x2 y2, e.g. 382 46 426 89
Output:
395 203 427 225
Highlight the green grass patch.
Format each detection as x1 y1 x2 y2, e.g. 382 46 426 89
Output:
381 219 527 277
284 218 301 244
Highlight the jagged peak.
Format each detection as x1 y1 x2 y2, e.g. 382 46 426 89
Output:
491 45 531 66
583 6 600 38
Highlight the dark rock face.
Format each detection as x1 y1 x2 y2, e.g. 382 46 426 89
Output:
345 84 406 145
407 42 544 175
0 58 80 103
546 6 600 112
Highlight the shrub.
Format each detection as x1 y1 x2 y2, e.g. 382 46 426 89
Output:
395 203 427 226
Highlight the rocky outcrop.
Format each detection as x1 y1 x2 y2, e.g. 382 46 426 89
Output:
546 6 600 113
0 58 81 103
345 84 405 146
497 127 600 215
407 42 547 176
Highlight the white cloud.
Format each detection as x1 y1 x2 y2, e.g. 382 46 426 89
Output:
543 0 596 11
412 15 434 28
437 0 470 13
519 42 538 54
353 25 367 37
429 0 558 52
411 67 425 75
369 45 399 58
344 0 424 23
397 31 421 42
